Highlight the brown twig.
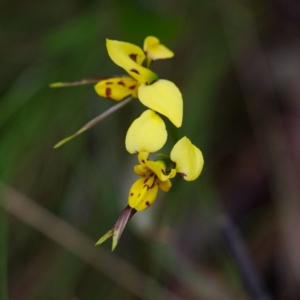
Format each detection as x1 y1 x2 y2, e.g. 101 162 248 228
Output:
0 182 183 300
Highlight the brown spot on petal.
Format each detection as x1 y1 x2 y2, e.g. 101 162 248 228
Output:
142 160 145 163
146 201 150 207
130 193 134 196
144 177 149 184
105 88 112 97
118 81 125 86
130 69 139 75
129 85 136 90
106 81 113 85
129 54 137 62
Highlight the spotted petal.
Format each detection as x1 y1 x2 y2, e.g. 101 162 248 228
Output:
125 110 167 154
94 77 138 101
128 176 159 211
106 39 158 84
170 136 204 181
144 36 174 62
137 152 176 181
138 80 183 128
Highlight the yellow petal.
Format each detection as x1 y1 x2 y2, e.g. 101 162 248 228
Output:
134 164 150 177
143 36 174 61
125 110 167 154
128 176 159 211
158 179 172 192
94 77 138 101
138 80 183 128
106 39 158 84
170 136 204 181
137 152 176 181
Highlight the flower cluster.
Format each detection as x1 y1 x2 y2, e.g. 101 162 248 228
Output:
51 36 204 250
94 37 204 250
94 36 183 127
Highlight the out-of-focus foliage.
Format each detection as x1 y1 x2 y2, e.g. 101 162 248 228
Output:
2 0 300 299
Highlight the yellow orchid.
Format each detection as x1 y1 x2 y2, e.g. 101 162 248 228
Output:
96 110 204 250
127 136 204 211
94 37 183 128
50 36 183 148
50 35 203 252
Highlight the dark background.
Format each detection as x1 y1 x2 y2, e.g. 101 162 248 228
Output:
1 0 300 299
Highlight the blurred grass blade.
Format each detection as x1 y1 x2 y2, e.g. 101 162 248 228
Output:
0 182 184 300
54 96 134 148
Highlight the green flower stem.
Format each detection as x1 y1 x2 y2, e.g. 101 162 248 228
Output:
54 96 134 148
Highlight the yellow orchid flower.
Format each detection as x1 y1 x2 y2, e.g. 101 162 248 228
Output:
94 37 183 128
96 110 204 250
128 151 176 211
50 36 182 148
126 138 204 211
126 110 204 209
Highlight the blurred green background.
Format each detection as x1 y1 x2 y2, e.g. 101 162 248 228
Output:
2 0 300 299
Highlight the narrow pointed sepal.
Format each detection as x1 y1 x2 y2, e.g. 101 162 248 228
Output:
53 127 86 148
49 76 111 88
112 206 136 250
54 96 134 148
95 206 136 251
138 80 183 128
95 227 114 245
170 137 204 181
